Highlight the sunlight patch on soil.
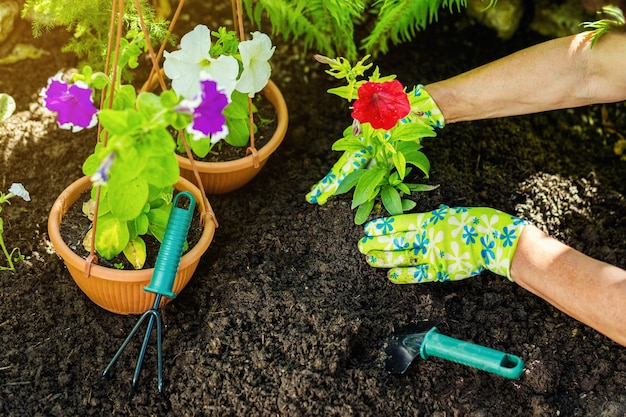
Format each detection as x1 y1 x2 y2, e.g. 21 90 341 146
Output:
0 102 56 161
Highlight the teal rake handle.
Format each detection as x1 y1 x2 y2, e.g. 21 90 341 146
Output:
144 191 196 298
405 327 524 379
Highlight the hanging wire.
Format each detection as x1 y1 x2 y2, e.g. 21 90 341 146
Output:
138 0 216 228
232 0 259 167
85 0 127 277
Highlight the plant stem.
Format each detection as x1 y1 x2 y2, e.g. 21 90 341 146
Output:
0 235 15 271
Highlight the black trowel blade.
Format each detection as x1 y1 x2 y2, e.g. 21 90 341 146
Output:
380 322 434 374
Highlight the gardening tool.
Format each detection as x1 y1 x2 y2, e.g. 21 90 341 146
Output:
102 191 196 393
381 322 524 379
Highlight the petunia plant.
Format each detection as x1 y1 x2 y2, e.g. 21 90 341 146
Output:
306 55 441 224
40 20 274 268
0 183 30 271
163 24 275 158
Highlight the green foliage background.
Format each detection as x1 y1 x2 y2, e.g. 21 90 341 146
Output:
22 0 170 72
242 0 483 60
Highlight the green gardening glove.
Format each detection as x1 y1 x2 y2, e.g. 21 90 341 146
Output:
305 143 371 205
358 206 529 284
306 85 444 206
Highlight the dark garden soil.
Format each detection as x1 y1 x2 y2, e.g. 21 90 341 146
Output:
1 2 626 416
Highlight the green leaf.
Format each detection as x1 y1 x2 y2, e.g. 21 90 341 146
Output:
82 153 100 176
327 84 361 101
107 178 149 221
95 213 130 260
402 198 417 211
407 183 440 192
98 109 131 135
391 121 436 142
189 136 212 158
396 182 411 195
331 136 368 153
111 84 137 110
225 117 251 147
223 91 252 119
0 94 16 122
392 150 407 180
134 213 149 235
381 186 403 215
123 237 147 269
135 91 162 118
142 154 179 188
400 144 431 176
352 167 386 209
159 89 180 109
354 199 375 225
335 169 365 195
147 203 172 242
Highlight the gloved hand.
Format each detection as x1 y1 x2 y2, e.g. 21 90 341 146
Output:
409 84 445 129
306 85 444 206
358 206 528 283
305 145 370 205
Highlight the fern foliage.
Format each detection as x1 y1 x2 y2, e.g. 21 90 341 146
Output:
243 0 365 60
581 5 626 48
242 0 488 59
362 0 468 56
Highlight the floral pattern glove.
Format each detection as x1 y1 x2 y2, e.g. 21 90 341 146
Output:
305 147 370 205
358 206 528 283
409 84 445 129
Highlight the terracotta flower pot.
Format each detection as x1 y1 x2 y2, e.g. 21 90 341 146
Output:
177 79 289 194
47 176 216 315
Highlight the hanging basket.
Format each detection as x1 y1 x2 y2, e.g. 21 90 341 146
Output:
47 176 216 315
176 79 288 194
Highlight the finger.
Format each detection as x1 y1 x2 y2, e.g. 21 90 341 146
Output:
388 266 480 284
361 249 423 268
306 149 369 205
387 266 441 284
358 229 429 254
363 206 451 237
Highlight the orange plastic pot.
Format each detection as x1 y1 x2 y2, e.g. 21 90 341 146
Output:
177 79 289 194
47 176 216 315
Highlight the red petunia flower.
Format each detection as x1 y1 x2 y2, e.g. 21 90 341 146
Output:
351 80 410 130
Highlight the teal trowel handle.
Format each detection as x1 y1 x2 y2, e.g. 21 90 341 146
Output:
144 192 196 298
409 327 524 379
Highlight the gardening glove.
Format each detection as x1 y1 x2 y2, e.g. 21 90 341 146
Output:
408 84 445 129
358 205 528 284
306 85 444 205
305 144 371 205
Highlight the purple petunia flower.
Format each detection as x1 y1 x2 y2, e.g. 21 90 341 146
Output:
176 76 230 142
41 73 98 132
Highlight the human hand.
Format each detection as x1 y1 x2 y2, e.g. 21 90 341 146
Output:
306 85 443 206
305 145 371 205
358 206 528 283
408 84 445 129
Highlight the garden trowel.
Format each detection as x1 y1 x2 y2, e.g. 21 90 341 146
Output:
380 322 524 379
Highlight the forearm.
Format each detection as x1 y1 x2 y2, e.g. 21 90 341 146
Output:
425 32 626 123
510 225 626 347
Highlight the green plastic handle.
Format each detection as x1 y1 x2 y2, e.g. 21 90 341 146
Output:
407 327 524 379
144 192 196 298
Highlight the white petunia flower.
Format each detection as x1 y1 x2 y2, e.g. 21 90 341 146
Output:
8 183 30 201
163 24 239 100
236 31 275 97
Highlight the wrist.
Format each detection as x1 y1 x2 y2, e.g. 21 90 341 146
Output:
412 84 445 128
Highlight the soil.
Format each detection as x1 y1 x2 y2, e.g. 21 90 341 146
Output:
2 2 626 416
